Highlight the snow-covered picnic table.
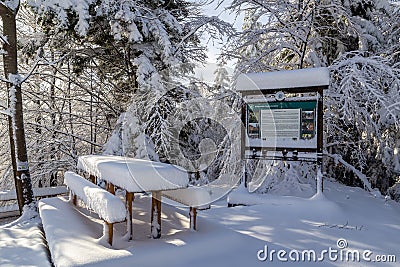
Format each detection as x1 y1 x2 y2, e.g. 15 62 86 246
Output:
77 155 190 239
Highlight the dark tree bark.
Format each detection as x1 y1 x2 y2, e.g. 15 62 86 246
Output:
1 2 35 212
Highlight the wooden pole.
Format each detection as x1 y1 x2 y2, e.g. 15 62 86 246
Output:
317 88 324 192
151 191 162 239
189 207 197 230
240 100 248 187
126 192 134 240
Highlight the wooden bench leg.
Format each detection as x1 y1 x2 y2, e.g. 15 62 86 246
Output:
106 221 113 246
189 207 197 230
151 191 162 239
126 192 134 240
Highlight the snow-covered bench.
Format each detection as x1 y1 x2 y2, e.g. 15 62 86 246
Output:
163 187 212 230
64 171 126 246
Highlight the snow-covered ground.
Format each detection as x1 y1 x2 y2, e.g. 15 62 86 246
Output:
1 180 399 267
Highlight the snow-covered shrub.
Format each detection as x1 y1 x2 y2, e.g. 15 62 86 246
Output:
251 161 315 198
327 52 400 193
388 182 400 202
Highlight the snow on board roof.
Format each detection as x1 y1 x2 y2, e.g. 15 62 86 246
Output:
77 155 189 192
236 67 330 91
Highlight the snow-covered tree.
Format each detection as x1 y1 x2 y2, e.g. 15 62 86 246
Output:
225 0 394 72
225 0 400 195
0 0 231 184
327 52 400 192
213 59 231 91
1 0 35 211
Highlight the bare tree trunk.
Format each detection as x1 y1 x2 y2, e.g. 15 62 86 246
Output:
1 3 35 211
49 52 57 186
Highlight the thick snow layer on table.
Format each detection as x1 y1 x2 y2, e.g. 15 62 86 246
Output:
77 155 189 192
64 171 126 223
236 67 330 91
163 186 212 209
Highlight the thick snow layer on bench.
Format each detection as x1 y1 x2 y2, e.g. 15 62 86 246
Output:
236 67 330 91
77 155 189 192
163 187 212 209
39 197 130 267
64 171 126 223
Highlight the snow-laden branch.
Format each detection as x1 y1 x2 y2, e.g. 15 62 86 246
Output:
0 34 9 45
329 52 400 129
27 122 103 147
324 152 373 192
176 15 234 56
0 0 19 13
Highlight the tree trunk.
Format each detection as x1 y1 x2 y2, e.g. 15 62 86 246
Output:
1 3 35 211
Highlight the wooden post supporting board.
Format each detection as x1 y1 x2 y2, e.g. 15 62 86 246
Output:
317 88 324 192
189 207 197 230
126 192 134 240
151 191 162 239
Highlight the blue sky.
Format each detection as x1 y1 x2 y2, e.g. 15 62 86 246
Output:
201 0 244 62
193 0 242 83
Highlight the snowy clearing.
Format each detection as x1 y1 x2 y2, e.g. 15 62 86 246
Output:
0 180 391 267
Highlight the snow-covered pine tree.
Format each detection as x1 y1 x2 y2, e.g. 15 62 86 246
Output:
213 59 230 91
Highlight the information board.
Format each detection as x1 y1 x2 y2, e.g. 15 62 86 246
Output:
247 101 317 143
260 109 301 140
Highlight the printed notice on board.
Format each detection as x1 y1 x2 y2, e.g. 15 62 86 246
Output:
260 109 301 140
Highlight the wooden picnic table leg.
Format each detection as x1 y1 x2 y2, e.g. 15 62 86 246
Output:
189 207 197 230
126 192 134 240
151 191 162 239
89 174 96 185
107 182 115 195
106 221 113 246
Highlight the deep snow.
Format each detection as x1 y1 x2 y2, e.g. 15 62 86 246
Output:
1 180 399 267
